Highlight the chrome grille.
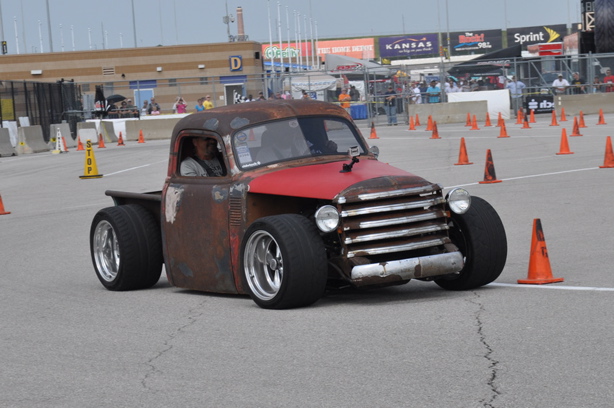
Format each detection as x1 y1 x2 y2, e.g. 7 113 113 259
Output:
337 183 450 258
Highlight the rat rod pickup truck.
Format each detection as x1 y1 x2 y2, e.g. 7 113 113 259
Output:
90 99 507 309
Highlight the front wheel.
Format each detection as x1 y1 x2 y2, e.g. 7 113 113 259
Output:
90 205 163 291
435 196 507 290
241 214 327 309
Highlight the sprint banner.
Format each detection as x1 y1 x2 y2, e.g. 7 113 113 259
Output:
506 24 569 48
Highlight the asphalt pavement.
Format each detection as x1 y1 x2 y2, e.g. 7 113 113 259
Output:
1 110 613 407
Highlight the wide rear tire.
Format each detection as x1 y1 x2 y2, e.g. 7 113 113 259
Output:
435 196 507 290
90 205 163 291
241 214 327 309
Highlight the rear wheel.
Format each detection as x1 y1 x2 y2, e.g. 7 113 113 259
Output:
241 214 327 309
90 205 163 290
435 196 507 290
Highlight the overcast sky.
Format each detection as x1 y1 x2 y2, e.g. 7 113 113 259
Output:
0 0 580 55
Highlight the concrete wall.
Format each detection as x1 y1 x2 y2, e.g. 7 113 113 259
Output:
125 117 182 141
408 101 489 124
556 93 614 116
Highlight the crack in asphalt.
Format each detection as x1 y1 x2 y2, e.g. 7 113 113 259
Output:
140 299 207 391
468 292 501 408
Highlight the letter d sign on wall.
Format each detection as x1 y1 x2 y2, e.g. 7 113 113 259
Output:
229 56 243 71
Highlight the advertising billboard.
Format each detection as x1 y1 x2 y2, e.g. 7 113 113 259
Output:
378 34 439 58
506 24 568 48
261 38 374 62
449 29 503 55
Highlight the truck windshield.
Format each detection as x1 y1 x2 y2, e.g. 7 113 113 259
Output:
232 117 366 169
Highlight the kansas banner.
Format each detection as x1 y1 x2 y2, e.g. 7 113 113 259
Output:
379 34 439 58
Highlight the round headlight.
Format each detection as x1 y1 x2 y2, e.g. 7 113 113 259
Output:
315 205 340 233
446 188 471 214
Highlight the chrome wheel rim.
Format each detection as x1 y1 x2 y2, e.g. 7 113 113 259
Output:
93 220 120 282
244 231 283 301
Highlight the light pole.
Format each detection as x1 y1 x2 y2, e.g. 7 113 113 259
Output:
224 0 235 42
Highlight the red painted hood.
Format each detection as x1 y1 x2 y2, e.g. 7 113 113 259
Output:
247 159 431 200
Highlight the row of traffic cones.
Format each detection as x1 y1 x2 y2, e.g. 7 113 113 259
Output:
76 130 144 151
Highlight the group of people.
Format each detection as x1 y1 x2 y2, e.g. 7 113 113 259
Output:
138 95 215 116
108 99 139 118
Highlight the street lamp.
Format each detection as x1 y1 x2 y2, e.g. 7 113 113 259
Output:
224 1 235 42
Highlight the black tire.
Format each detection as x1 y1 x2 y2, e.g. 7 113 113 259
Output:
435 196 507 290
90 205 163 291
240 214 327 309
595 0 614 53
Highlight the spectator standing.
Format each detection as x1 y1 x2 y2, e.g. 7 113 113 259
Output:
257 91 266 100
446 79 460 93
195 98 205 112
411 82 422 104
383 85 398 125
552 74 570 95
125 99 139 118
173 97 188 114
427 81 441 103
349 85 360 101
203 95 215 110
301 90 311 100
602 69 614 92
338 88 351 114
592 76 602 93
506 76 526 117
570 72 585 94
141 100 149 116
148 98 161 115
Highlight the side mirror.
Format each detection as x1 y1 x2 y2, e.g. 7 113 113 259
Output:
369 145 379 159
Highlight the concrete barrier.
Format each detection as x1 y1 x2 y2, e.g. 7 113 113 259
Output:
125 117 182 141
0 128 17 157
408 101 489 125
79 129 99 145
556 93 614 116
16 126 49 154
50 123 74 148
100 121 118 143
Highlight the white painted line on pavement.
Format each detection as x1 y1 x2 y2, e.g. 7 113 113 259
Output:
447 166 599 188
489 282 614 292
105 159 167 176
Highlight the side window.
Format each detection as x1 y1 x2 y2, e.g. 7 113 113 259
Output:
178 136 227 177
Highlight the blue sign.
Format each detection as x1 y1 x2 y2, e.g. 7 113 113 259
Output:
379 34 439 57
229 56 243 71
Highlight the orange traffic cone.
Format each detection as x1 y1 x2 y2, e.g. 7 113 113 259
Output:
518 219 564 284
138 129 146 143
515 109 523 124
570 117 582 136
498 121 509 138
496 112 503 127
430 121 440 139
560 107 567 122
599 136 614 168
426 115 433 131
529 109 536 123
0 194 11 215
98 133 106 148
369 121 379 139
549 110 559 126
484 112 492 127
454 137 473 165
408 116 416 130
61 137 69 152
597 109 606 125
578 111 587 128
117 132 125 146
470 115 480 130
77 137 84 151
521 116 531 129
479 149 502 184
415 114 421 127
556 128 574 155
465 112 472 127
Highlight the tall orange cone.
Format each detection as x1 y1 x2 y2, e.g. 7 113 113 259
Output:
77 137 84 151
369 121 379 139
430 121 440 139
0 194 11 215
465 112 472 127
484 112 492 127
570 117 582 136
515 109 523 124
599 136 614 168
496 112 503 127
479 149 502 184
454 137 473 165
470 115 480 130
98 133 106 148
415 114 421 127
498 121 509 138
79 140 103 179
518 218 564 284
61 137 69 152
560 107 567 121
556 128 574 155
408 116 416 130
138 129 146 143
549 110 559 126
117 131 125 146
597 109 606 125
579 111 587 128
529 109 536 123
426 115 433 131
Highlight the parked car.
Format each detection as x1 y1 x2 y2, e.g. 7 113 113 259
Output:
89 99 507 309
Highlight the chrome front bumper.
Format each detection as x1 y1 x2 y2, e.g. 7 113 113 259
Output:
350 251 464 281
